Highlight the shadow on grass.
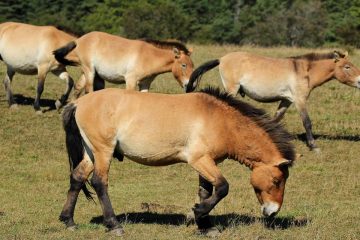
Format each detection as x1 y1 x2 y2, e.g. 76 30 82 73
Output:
296 133 360 142
13 94 57 111
90 212 309 230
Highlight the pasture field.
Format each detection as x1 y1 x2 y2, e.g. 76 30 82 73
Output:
0 45 359 240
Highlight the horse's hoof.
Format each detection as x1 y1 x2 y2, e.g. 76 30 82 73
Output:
312 147 321 154
197 227 221 238
186 211 195 226
35 110 43 115
9 104 18 110
55 99 62 110
107 227 124 237
66 225 77 231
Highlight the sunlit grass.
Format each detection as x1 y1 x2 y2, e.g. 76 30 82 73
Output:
0 45 359 239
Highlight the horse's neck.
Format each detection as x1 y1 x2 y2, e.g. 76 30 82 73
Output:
308 59 335 89
145 47 174 75
230 126 280 168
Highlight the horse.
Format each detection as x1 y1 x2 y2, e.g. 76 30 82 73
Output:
0 22 77 113
186 50 360 151
60 87 295 236
53 31 194 98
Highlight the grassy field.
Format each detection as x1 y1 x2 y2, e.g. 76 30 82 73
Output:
0 45 359 240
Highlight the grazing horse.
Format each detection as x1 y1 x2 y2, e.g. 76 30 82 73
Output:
186 51 360 151
0 22 76 113
60 87 295 236
53 31 194 97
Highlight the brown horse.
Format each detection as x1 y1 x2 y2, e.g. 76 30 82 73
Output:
0 22 76 113
60 87 295 236
186 51 360 151
53 31 194 97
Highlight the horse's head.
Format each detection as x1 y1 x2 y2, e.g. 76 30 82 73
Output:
333 51 360 88
250 159 291 218
171 47 194 90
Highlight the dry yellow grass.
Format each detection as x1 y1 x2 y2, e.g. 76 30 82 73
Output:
0 45 359 239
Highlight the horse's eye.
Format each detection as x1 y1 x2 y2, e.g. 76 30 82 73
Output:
181 63 187 69
273 178 280 187
344 65 351 70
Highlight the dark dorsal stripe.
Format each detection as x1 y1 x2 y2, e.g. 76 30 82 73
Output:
289 51 344 61
142 39 191 55
200 87 295 163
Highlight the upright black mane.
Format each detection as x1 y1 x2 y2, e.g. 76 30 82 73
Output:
200 87 295 163
289 51 339 61
142 39 191 55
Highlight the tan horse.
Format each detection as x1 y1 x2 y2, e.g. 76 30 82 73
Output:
53 31 194 97
0 22 76 112
60 88 295 236
186 51 360 151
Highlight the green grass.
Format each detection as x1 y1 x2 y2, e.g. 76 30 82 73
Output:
0 45 359 239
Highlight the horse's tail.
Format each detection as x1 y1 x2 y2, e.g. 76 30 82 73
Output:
186 59 220 93
53 41 79 66
62 103 94 201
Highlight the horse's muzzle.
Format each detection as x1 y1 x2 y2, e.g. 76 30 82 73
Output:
261 202 280 217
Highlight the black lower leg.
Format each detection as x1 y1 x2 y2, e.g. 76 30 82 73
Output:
91 174 121 230
301 111 317 149
34 81 44 111
199 175 213 202
194 178 229 229
59 175 84 227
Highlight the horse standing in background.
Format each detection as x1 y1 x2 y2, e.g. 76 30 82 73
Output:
0 22 76 113
53 31 194 97
186 51 360 151
60 87 295 236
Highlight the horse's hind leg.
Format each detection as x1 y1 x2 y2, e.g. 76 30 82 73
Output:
34 66 48 113
274 99 292 122
3 67 16 108
60 155 94 229
52 69 74 110
189 156 228 232
90 150 124 236
73 74 86 99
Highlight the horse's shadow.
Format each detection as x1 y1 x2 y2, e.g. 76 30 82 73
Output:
13 94 57 111
296 133 360 143
90 212 309 230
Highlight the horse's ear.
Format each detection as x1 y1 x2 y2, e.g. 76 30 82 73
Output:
274 159 291 167
334 51 340 62
173 47 180 59
344 51 349 58
188 47 193 55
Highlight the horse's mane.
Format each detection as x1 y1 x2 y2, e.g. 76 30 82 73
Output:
142 39 191 55
289 51 344 61
200 87 295 164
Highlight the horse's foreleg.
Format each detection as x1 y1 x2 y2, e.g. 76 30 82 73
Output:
3 68 16 107
60 155 94 229
189 156 229 230
52 70 74 110
34 66 48 113
138 77 155 92
295 102 319 151
199 175 213 202
90 151 124 236
274 99 292 122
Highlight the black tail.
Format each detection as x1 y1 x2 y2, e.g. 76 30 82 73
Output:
62 103 94 201
53 41 78 66
186 59 220 93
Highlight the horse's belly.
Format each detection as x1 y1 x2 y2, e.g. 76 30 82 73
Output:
118 142 186 166
241 82 293 102
2 56 38 75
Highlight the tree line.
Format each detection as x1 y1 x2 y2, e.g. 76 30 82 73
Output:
1 0 359 47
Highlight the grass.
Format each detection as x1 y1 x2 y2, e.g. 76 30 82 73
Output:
0 45 359 239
